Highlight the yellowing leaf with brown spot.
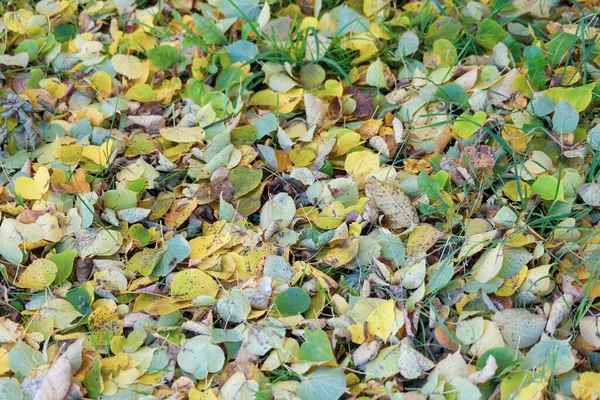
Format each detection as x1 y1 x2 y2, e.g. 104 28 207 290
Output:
249 88 304 114
365 177 418 229
348 323 367 344
366 299 395 340
189 233 232 261
14 166 50 200
407 224 443 256
170 269 219 300
15 259 57 290
88 305 123 346
164 198 197 229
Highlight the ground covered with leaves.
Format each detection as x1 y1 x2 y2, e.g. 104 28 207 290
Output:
2 0 600 399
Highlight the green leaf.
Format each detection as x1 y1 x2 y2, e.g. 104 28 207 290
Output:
0 378 23 400
153 234 190 277
48 249 77 285
0 242 23 265
296 368 346 400
83 357 102 399
499 247 532 279
335 6 368 36
123 328 146 353
547 32 577 68
192 14 228 45
229 166 263 198
523 45 548 90
532 175 564 201
147 45 185 70
425 16 462 46
452 111 487 139
435 82 468 106
103 190 137 211
40 299 82 329
395 31 419 58
552 100 579 134
491 309 545 349
217 289 251 323
476 348 516 375
8 342 43 380
476 20 506 51
526 339 575 375
226 40 258 63
177 335 225 379
366 59 388 88
254 113 278 139
218 0 262 20
274 287 310 316
297 329 335 362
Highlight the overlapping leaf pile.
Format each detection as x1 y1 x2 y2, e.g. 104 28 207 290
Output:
2 0 600 399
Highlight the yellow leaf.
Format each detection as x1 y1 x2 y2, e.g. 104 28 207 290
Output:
0 348 10 374
348 323 367 344
495 266 528 297
472 245 503 283
88 305 124 346
160 127 206 143
189 388 219 400
344 150 380 179
44 80 68 99
82 140 114 167
126 84 155 102
364 0 389 18
76 107 104 126
4 10 32 34
515 379 546 400
502 125 531 153
289 147 316 167
111 54 143 79
53 145 83 165
502 180 532 202
318 237 359 268
334 130 362 155
572 372 600 400
123 29 158 52
14 166 50 200
366 299 395 340
90 71 113 98
164 198 197 229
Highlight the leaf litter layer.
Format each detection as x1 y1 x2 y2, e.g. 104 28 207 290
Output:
1 0 600 399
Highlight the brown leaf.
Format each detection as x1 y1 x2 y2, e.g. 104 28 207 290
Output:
344 86 373 119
